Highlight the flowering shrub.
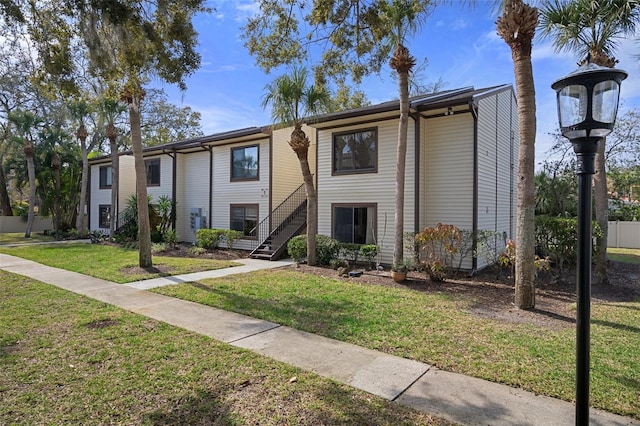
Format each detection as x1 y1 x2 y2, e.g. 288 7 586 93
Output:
415 223 463 282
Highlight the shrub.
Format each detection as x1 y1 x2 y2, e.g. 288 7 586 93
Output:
535 216 602 274
287 235 307 263
188 246 208 256
329 258 349 270
88 230 104 244
416 223 463 282
196 228 226 250
359 244 378 268
316 235 340 265
287 234 340 265
163 229 177 247
223 230 243 249
340 243 361 264
151 242 168 254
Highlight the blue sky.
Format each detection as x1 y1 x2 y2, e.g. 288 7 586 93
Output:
156 1 640 167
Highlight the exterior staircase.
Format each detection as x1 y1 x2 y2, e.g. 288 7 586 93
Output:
250 183 307 261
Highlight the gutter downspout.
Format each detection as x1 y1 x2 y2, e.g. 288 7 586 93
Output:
162 147 178 230
470 101 479 273
207 146 213 230
410 111 420 234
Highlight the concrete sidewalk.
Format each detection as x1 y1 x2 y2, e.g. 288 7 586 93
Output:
0 253 636 426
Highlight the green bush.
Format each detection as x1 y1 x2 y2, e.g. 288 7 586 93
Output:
535 215 602 273
287 235 307 263
151 242 168 254
196 228 226 250
316 235 340 265
223 230 243 249
359 244 378 266
163 229 178 247
340 243 361 264
287 234 340 265
188 246 208 256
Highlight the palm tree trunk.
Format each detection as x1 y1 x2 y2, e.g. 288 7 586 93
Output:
290 125 317 265
76 136 88 237
300 156 317 266
127 90 152 268
393 68 410 265
389 44 415 267
497 0 538 309
109 137 119 240
594 140 609 285
25 152 36 238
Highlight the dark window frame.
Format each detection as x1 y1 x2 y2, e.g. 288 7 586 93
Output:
99 165 112 189
230 144 260 181
98 204 111 229
230 204 259 238
145 158 161 186
331 203 377 244
332 127 378 175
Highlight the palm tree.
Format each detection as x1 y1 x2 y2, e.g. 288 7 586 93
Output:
539 0 639 285
7 109 42 238
98 97 126 240
261 67 331 266
496 0 539 309
67 100 92 237
381 0 431 267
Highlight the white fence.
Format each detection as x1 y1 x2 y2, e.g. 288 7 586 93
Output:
608 221 640 249
0 216 53 234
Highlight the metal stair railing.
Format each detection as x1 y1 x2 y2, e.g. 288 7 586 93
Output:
250 182 307 252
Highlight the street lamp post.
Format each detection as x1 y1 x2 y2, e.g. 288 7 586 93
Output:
552 58 627 425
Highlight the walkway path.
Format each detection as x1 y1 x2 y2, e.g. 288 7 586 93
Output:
0 253 636 426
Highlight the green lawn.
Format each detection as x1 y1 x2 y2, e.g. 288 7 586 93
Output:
2 242 638 420
0 271 444 425
0 232 56 245
608 247 640 264
0 243 240 283
154 269 640 420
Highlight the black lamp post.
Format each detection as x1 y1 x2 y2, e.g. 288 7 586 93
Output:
552 58 627 425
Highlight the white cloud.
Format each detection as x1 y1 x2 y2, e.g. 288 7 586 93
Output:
235 1 260 22
450 19 469 31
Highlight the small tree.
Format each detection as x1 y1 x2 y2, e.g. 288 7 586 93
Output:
262 67 331 266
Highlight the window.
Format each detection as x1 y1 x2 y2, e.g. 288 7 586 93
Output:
99 205 111 229
99 166 112 189
332 204 376 244
230 204 258 237
231 145 259 181
145 158 161 186
333 128 377 174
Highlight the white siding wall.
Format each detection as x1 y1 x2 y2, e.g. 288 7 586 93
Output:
145 154 173 201
211 138 270 250
118 156 136 214
317 119 416 265
175 151 210 243
89 163 112 231
423 114 474 229
477 90 516 245
271 125 315 206
89 155 136 232
422 113 474 269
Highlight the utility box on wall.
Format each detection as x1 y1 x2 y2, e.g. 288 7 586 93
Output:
190 208 206 231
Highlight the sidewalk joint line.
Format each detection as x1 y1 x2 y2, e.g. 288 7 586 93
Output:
227 324 282 344
391 365 433 402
